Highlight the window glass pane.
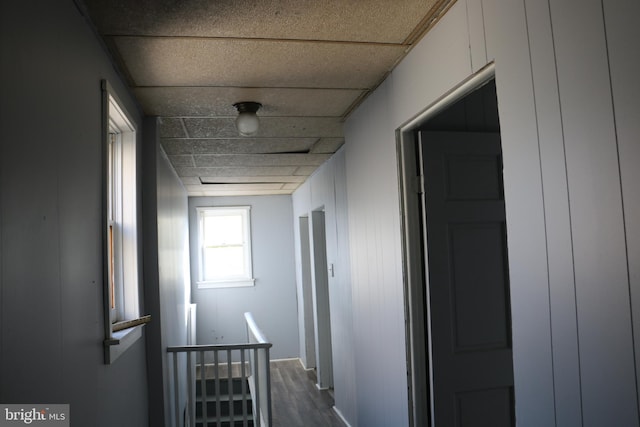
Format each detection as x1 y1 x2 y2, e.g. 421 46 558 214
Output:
203 246 245 280
198 207 252 285
204 214 243 246
103 82 142 363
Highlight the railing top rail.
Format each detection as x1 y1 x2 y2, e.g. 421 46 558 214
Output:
166 342 272 353
166 312 272 353
244 312 270 344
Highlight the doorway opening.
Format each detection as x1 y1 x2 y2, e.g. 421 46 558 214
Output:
398 67 515 427
298 216 317 370
310 209 334 391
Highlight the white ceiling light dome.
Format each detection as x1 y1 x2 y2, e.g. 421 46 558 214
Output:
233 102 262 136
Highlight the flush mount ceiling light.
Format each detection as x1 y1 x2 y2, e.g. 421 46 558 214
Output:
233 102 262 136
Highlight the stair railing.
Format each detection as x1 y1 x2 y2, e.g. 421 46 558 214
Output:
244 312 273 427
167 312 273 427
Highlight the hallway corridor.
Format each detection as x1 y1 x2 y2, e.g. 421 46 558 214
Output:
271 360 346 427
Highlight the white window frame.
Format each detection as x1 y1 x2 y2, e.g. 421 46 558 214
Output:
196 206 255 289
102 81 144 364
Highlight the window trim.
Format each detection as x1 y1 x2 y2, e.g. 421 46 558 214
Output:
196 206 255 289
102 80 145 364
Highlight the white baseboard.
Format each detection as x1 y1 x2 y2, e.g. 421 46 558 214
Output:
295 357 316 371
270 357 301 363
332 406 353 427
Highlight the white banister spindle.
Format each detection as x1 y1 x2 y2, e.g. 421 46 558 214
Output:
265 345 272 426
187 351 194 427
213 349 221 426
200 350 207 425
241 348 248 427
253 346 261 427
172 353 180 427
166 313 272 427
227 349 234 424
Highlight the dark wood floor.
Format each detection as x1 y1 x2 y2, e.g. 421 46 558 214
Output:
270 359 346 427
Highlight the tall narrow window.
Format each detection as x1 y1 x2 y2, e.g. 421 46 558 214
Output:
103 81 144 363
197 206 254 288
107 132 123 320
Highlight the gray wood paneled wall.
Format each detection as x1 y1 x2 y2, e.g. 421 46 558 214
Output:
334 0 640 425
0 0 636 426
0 1 150 425
292 148 357 426
188 195 299 360
142 118 193 427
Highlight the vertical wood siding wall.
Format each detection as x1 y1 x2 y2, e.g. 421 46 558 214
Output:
0 1 150 425
292 149 357 426
337 0 640 425
188 195 300 360
143 122 193 427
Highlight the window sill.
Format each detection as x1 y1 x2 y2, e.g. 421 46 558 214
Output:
197 278 255 289
104 324 144 364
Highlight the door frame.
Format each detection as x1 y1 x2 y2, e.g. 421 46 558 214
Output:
396 63 496 427
310 209 334 390
298 215 317 370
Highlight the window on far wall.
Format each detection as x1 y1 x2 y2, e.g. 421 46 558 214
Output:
197 206 254 288
103 80 143 364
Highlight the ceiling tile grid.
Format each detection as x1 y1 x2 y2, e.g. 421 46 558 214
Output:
161 138 321 155
114 37 407 88
82 0 453 196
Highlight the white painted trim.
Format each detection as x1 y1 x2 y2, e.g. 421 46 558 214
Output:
297 216 317 370
310 210 334 390
195 206 254 287
295 357 315 371
197 279 255 289
270 357 302 363
332 406 353 427
396 64 496 427
399 62 495 133
104 324 143 364
102 79 143 365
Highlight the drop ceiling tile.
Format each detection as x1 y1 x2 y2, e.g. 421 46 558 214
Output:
196 188 294 197
282 183 302 191
159 118 187 138
193 154 330 168
179 177 201 185
174 166 298 177
160 139 194 155
84 0 441 44
196 183 285 191
310 138 345 154
81 0 453 197
199 176 306 184
134 87 364 117
161 138 318 155
184 118 343 138
167 155 194 167
259 118 344 138
293 166 319 176
181 118 237 138
185 189 207 197
113 37 406 89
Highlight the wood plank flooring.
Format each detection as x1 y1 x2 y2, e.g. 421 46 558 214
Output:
270 359 346 427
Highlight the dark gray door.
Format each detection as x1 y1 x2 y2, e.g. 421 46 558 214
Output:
421 131 514 426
